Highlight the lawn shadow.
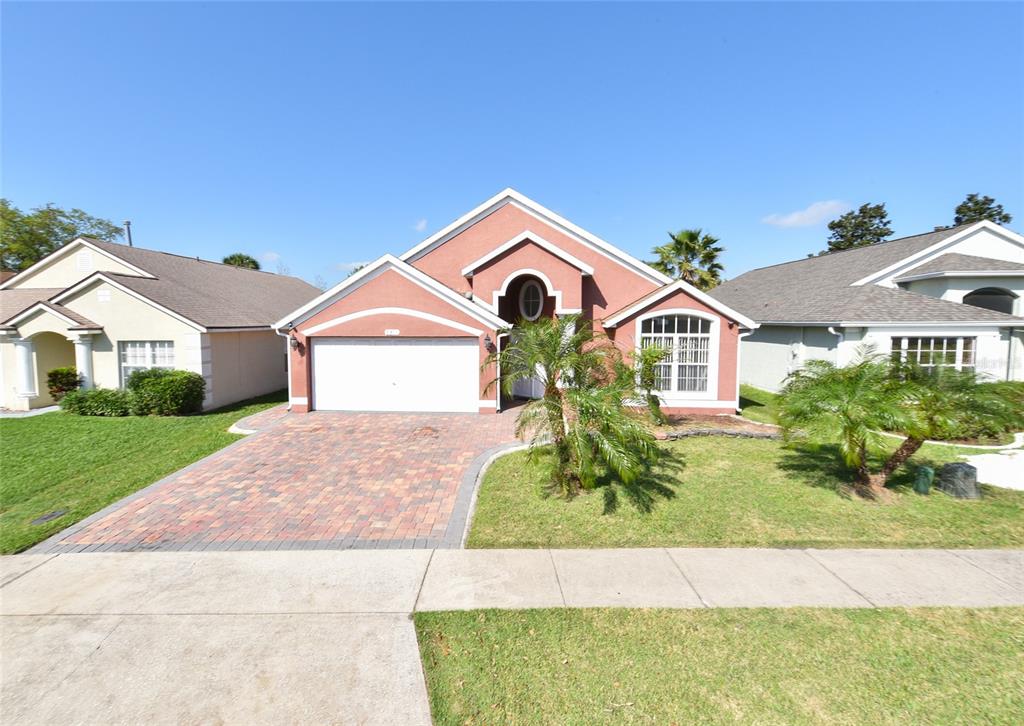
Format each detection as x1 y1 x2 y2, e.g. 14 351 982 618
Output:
738 394 765 415
596 448 685 515
777 441 932 497
776 442 857 497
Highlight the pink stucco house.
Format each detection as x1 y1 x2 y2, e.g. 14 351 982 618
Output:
274 189 756 414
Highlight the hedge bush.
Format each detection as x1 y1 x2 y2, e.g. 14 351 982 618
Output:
60 388 133 416
46 367 83 401
126 369 206 415
931 381 1024 442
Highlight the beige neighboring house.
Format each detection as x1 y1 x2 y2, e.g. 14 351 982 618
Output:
0 238 320 411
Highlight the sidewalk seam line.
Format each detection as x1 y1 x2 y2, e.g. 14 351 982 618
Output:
946 549 1018 589
803 550 877 607
0 553 59 589
548 550 567 607
51 615 126 689
664 548 709 608
412 549 436 613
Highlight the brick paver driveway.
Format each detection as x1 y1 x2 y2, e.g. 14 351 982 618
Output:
35 411 521 553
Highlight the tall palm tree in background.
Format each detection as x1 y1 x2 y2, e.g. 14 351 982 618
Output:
222 253 260 270
648 228 724 290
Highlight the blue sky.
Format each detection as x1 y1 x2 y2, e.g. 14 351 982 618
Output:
3 1 1022 286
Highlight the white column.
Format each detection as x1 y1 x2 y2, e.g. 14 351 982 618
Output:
13 338 37 396
69 334 94 389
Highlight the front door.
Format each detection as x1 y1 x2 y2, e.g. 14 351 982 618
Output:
508 331 544 399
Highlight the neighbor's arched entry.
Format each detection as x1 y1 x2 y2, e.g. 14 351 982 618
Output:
963 287 1018 316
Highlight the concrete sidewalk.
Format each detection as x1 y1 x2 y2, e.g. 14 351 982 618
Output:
2 548 1022 725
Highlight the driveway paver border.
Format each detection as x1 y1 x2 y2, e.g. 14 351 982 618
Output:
29 415 525 554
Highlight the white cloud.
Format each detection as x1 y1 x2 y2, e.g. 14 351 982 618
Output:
261 251 281 263
336 260 371 272
413 218 428 232
761 200 850 228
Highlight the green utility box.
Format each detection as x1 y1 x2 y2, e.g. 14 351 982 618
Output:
914 466 934 495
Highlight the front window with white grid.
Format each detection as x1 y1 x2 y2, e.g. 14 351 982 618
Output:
119 341 175 385
639 315 712 392
891 337 975 372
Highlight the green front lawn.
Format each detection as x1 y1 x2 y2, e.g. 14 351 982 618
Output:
0 391 285 553
467 437 1024 549
416 607 1024 725
738 384 781 424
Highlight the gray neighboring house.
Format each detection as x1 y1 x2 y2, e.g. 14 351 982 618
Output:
710 220 1024 392
0 237 320 410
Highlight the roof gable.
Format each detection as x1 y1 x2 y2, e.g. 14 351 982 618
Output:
0 237 154 290
460 232 595 277
399 188 670 286
894 253 1024 282
852 221 1024 287
603 280 757 329
274 254 507 331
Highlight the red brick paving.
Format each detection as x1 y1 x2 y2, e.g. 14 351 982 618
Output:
56 412 519 550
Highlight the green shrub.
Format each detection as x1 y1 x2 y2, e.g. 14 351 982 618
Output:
46 367 82 401
929 381 1024 441
127 369 206 415
60 388 132 416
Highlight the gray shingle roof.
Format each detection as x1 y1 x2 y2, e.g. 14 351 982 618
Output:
83 240 320 328
710 226 1024 325
894 252 1024 279
0 288 64 324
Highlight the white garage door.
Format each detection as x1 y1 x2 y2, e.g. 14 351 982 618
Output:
311 338 480 412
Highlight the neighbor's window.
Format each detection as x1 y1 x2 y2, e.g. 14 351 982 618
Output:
891 337 975 372
639 315 713 392
963 287 1016 316
519 280 544 321
119 341 175 385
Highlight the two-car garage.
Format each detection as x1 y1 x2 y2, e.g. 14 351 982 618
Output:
310 337 481 412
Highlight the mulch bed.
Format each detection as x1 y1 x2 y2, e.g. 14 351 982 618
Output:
654 414 781 441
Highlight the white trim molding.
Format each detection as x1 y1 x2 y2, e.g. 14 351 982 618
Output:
399 188 671 286
603 279 758 330
460 231 595 277
303 307 483 336
473 268 578 317
4 302 82 329
477 399 497 408
289 396 308 405
274 254 506 332
52 273 207 332
634 308 721 402
0 237 154 290
851 221 1024 287
893 269 1024 283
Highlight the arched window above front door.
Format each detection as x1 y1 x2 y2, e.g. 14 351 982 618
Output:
638 313 717 395
963 287 1017 316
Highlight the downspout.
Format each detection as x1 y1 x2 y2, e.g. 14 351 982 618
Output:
827 326 844 365
735 327 755 411
275 327 293 411
1007 327 1019 381
496 331 510 413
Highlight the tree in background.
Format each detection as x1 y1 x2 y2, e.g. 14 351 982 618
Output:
952 193 1013 226
648 228 724 290
824 203 893 253
222 253 260 270
1 200 123 272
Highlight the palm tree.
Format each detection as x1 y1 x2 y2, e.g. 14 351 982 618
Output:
222 253 260 270
878 364 1013 490
648 229 725 290
778 353 909 501
487 314 657 496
